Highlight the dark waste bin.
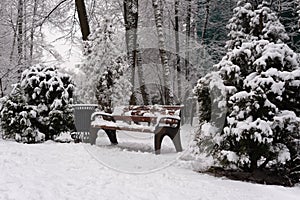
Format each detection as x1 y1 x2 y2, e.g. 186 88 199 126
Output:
72 104 98 143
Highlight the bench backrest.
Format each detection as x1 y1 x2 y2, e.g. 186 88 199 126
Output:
91 105 183 131
112 105 182 125
121 105 182 116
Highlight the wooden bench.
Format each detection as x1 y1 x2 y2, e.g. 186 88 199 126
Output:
89 105 183 154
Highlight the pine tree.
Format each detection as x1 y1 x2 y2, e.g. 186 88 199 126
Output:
78 17 132 108
0 85 29 140
194 0 300 185
0 64 75 143
95 56 131 113
77 17 131 104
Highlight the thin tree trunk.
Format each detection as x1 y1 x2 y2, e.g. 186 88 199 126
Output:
17 0 24 76
123 0 138 105
185 0 191 80
24 0 28 64
30 0 38 64
201 0 210 45
174 0 181 102
0 78 3 97
159 0 164 24
9 22 17 63
75 0 90 41
152 0 172 105
136 47 149 105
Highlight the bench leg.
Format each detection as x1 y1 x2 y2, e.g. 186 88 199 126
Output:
154 132 163 155
169 131 183 152
89 127 98 145
104 130 118 145
154 127 183 154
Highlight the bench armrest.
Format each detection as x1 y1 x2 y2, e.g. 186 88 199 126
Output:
91 111 114 121
157 115 181 128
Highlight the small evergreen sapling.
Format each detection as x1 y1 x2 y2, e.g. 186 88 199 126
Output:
95 55 131 113
78 17 131 105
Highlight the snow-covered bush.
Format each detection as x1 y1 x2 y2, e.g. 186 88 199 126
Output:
0 64 75 143
193 1 300 185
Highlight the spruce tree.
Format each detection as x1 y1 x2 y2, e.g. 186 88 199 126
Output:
0 64 75 142
95 56 131 113
78 17 131 108
194 0 300 185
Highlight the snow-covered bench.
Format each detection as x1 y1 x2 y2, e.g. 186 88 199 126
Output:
89 105 183 154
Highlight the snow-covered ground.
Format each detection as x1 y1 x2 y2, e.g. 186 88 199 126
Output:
1 125 300 200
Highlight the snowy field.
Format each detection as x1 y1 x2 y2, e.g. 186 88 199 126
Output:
1 125 300 200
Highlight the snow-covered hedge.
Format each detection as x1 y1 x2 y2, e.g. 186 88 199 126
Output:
0 64 75 143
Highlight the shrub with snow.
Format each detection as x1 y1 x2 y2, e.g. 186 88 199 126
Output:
193 0 300 185
0 64 75 143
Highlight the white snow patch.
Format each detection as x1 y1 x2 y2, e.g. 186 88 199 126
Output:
0 125 300 199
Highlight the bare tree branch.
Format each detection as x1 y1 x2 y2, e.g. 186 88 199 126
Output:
40 0 70 27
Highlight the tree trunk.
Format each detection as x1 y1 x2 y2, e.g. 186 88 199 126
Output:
159 0 164 24
0 78 3 98
23 0 28 64
75 0 90 41
152 0 172 105
17 0 24 76
136 47 149 105
185 0 191 80
30 0 38 64
9 21 17 64
195 0 201 42
250 154 259 171
174 0 181 101
201 0 210 45
123 0 138 105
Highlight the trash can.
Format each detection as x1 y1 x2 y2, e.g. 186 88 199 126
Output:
72 104 98 143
